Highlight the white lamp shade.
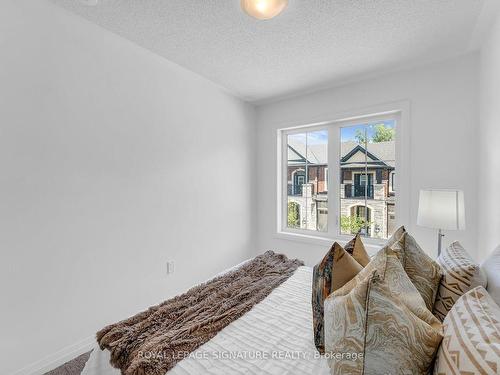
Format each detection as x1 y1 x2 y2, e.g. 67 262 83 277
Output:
417 189 466 230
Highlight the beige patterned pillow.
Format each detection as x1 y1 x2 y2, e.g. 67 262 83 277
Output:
344 234 371 267
434 286 500 375
391 232 443 311
311 242 363 353
324 246 443 375
386 225 406 247
433 241 487 321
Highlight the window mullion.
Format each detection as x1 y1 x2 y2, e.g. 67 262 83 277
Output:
327 125 340 238
280 129 288 233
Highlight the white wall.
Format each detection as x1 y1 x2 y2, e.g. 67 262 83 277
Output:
256 54 479 266
0 1 255 374
478 14 500 260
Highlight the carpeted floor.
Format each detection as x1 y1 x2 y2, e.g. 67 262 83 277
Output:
43 351 92 375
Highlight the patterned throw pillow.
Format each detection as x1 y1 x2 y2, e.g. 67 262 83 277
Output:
324 246 443 375
483 245 500 306
390 231 443 311
434 286 500 375
433 241 487 321
344 234 371 267
312 242 363 353
386 225 406 247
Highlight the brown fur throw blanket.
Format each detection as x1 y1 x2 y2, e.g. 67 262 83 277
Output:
96 251 303 375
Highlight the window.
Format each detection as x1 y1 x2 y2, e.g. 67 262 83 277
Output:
280 113 403 242
390 172 396 193
340 120 396 239
285 130 328 233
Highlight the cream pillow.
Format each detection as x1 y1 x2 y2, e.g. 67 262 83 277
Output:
433 241 487 321
434 286 500 375
324 246 443 375
482 244 500 306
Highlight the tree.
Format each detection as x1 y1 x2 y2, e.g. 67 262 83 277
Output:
355 124 394 144
287 202 300 228
372 124 395 142
355 129 367 144
340 215 371 235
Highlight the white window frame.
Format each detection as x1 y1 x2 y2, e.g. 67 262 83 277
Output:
276 103 410 248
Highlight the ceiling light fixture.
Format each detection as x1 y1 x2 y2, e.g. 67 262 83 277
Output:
241 0 288 20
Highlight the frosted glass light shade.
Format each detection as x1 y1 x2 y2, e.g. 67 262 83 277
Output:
241 0 288 20
417 189 466 230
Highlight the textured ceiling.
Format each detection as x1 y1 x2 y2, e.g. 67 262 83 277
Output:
51 0 487 103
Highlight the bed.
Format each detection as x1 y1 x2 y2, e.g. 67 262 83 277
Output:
82 257 329 375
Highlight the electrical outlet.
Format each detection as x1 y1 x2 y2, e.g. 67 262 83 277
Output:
79 0 99 5
166 261 175 275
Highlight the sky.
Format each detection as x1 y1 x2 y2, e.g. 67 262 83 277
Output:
288 120 395 145
341 120 395 142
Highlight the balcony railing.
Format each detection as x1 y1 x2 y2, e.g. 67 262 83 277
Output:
288 183 303 196
344 184 374 199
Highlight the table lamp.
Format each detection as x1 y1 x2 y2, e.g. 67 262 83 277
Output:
417 189 466 256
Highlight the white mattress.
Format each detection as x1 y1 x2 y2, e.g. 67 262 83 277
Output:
82 266 330 375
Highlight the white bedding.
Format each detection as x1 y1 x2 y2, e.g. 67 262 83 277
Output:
82 266 329 375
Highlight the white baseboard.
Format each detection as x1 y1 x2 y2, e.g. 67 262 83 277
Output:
11 336 96 375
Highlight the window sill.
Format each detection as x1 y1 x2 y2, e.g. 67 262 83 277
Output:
274 230 386 255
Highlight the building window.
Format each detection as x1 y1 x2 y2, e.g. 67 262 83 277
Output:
280 113 402 242
291 170 306 195
390 172 396 193
324 167 329 192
